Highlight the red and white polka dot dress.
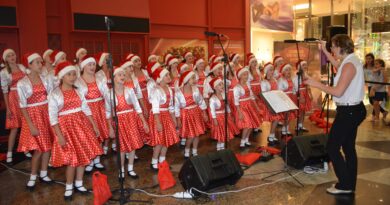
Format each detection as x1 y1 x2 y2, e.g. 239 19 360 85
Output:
115 94 144 152
234 85 262 130
50 89 103 167
5 71 25 129
250 73 265 118
196 71 206 94
296 82 312 112
85 81 109 142
149 89 179 147
280 79 297 121
137 74 152 116
18 83 53 153
228 78 239 116
210 97 235 142
263 80 283 122
180 93 206 138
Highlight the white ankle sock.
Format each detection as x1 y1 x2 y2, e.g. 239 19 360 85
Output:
151 158 158 165
27 175 37 187
158 156 166 163
40 170 47 178
128 164 134 171
192 149 198 155
7 152 12 157
184 148 190 156
65 183 73 196
75 180 86 191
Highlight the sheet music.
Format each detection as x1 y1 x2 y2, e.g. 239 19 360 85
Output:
261 90 298 114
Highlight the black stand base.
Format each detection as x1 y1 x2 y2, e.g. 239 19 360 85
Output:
262 167 304 187
110 187 152 204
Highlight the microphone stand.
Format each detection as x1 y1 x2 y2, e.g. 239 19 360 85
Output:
105 17 150 205
295 42 302 136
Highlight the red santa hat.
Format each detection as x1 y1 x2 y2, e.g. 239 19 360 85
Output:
183 51 193 59
42 49 53 60
236 67 249 79
208 54 216 63
119 60 133 70
55 61 79 79
79 55 96 70
128 54 140 63
279 63 292 74
246 53 255 60
296 60 307 70
263 62 274 75
152 67 169 83
146 62 161 76
75 48 87 58
229 53 240 62
209 62 223 73
209 77 222 89
164 53 173 63
247 56 257 66
22 52 41 68
113 66 125 76
273 56 284 65
177 63 189 74
95 52 109 67
50 50 66 66
148 54 157 62
2 48 15 62
194 58 205 69
166 56 178 66
179 70 195 87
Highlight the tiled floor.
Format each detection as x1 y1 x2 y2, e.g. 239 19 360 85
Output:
0 109 390 205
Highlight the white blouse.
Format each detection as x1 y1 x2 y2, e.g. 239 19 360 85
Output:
261 80 272 92
202 75 213 99
176 86 207 110
277 77 292 93
150 85 176 115
110 87 142 115
48 87 92 126
0 64 28 94
146 78 157 103
74 76 111 119
209 94 231 119
292 75 304 94
17 75 53 108
233 83 255 106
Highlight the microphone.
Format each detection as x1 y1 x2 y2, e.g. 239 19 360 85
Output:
104 16 114 26
204 31 224 37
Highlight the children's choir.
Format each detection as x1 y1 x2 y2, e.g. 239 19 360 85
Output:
0 48 313 200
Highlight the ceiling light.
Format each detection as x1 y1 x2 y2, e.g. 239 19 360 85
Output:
294 3 309 10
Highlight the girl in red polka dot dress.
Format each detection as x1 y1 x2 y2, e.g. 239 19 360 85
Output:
194 58 207 95
75 55 114 173
233 67 262 149
209 77 235 150
17 53 55 190
176 71 208 158
112 66 149 179
149 67 179 171
277 63 297 136
48 61 103 200
1 48 28 163
261 63 282 146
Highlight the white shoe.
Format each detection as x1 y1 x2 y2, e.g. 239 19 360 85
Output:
103 146 108 155
25 152 32 158
85 162 94 172
326 187 353 195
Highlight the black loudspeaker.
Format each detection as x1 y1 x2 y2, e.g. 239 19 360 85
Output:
179 150 243 192
282 134 328 169
326 26 348 52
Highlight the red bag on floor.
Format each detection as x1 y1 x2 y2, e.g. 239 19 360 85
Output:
92 171 112 205
235 153 262 166
0 153 6 161
158 161 176 190
262 147 281 155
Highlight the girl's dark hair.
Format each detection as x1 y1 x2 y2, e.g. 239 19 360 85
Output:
331 34 354 55
375 59 385 68
364 53 375 68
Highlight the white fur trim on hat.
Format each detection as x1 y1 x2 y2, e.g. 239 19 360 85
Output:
231 53 240 62
157 69 169 83
54 51 65 64
211 78 222 89
167 58 178 66
120 61 133 70
2 49 15 61
300 61 307 67
58 65 77 79
184 52 193 59
80 57 96 70
27 53 41 64
180 71 195 87
178 64 189 74
214 56 223 63
129 55 140 63
98 53 109 67
42 49 53 60
194 59 205 68
273 56 283 64
113 67 125 76
150 62 161 73
248 57 257 65
164 53 173 63
236 67 249 79
263 63 274 75
210 63 223 73
148 54 157 62
281 64 292 73
76 48 87 58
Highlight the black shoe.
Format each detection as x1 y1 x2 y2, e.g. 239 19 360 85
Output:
39 176 53 184
94 163 105 171
74 186 89 195
26 178 36 191
127 170 139 179
64 190 73 201
150 164 158 172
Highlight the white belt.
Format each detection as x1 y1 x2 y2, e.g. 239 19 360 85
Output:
239 97 252 102
285 91 293 94
59 108 82 116
215 110 225 114
184 104 198 110
197 85 204 88
10 87 17 91
141 88 147 91
26 100 48 108
86 97 103 103
335 101 361 106
117 109 134 115
229 89 234 92
251 83 260 86
299 87 307 90
160 108 169 111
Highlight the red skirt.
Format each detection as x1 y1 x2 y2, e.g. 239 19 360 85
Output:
51 112 103 167
149 110 179 147
17 104 53 153
296 90 312 112
141 90 151 117
235 100 262 129
210 114 235 142
89 100 109 142
5 90 22 129
180 106 206 138
117 111 144 152
280 93 297 121
228 90 236 116
263 107 283 122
